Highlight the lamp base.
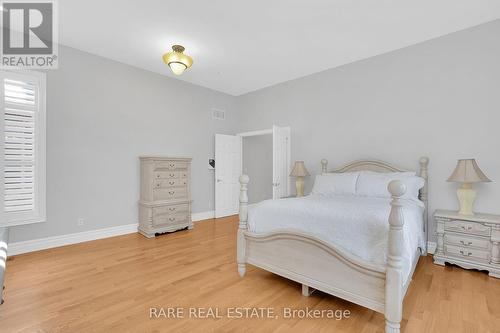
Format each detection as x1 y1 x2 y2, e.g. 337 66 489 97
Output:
295 177 305 197
457 183 476 216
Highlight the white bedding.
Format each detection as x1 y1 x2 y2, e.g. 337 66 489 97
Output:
247 195 425 281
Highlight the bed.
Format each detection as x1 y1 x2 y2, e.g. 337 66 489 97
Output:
236 157 429 333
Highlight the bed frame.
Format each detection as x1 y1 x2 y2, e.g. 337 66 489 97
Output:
237 157 429 333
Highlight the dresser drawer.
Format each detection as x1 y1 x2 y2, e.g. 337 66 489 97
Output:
153 212 189 226
153 204 189 217
154 179 184 188
444 220 490 236
155 161 188 170
154 171 179 179
445 244 490 262
153 187 187 201
444 233 490 250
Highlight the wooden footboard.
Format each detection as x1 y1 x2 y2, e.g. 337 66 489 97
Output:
245 230 387 312
237 157 429 333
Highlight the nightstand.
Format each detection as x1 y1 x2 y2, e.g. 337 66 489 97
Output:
433 209 500 278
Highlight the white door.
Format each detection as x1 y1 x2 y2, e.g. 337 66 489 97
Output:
215 134 242 218
272 126 291 199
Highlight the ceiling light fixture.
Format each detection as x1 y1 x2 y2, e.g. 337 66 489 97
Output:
162 45 193 75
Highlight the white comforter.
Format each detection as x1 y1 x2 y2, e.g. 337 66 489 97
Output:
247 195 425 280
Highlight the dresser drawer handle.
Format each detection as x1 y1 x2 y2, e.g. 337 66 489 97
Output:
169 173 175 177
156 183 161 187
169 164 175 167
459 250 472 256
460 240 472 246
156 174 160 178
169 181 175 185
169 217 176 222
461 226 473 231
169 191 175 195
169 207 176 211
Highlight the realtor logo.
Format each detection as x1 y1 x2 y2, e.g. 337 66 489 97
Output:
1 0 58 68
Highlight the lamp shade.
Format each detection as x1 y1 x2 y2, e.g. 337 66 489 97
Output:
163 45 193 76
290 161 310 177
447 159 491 183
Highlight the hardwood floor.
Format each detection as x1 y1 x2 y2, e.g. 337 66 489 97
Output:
1 216 500 333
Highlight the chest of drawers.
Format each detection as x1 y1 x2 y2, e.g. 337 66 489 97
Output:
138 156 192 237
433 209 500 278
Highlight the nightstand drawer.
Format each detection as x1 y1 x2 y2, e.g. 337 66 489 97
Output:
444 233 490 250
445 244 490 262
444 220 490 236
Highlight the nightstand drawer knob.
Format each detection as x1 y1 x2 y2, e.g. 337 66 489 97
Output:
459 250 472 256
460 240 472 246
461 226 473 231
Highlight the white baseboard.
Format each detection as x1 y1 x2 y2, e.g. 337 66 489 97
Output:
427 241 437 255
8 210 217 256
192 210 215 222
8 223 139 256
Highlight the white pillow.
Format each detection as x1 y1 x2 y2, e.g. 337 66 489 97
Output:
360 170 416 177
356 172 424 200
311 172 359 196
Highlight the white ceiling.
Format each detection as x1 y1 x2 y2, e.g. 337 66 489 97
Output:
60 1 500 96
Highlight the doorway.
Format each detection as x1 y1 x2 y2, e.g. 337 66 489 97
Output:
214 126 291 218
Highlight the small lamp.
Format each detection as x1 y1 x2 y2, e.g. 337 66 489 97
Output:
290 161 310 197
447 159 491 216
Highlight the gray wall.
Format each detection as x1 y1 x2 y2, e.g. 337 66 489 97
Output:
9 20 500 244
236 20 500 241
242 134 273 204
9 46 238 242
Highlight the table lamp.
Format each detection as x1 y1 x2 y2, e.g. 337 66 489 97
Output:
447 159 491 216
290 161 310 197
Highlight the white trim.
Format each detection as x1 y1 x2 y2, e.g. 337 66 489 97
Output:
427 241 437 255
7 210 219 256
236 129 273 137
192 210 215 221
8 223 138 256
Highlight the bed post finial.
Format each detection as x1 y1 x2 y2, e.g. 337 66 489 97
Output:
237 174 250 277
385 180 406 333
321 159 328 174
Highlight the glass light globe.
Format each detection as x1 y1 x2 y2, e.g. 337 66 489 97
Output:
169 62 187 75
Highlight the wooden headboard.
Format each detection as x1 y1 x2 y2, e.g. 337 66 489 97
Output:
320 157 430 240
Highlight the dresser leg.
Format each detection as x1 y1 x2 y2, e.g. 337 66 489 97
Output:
433 256 445 266
489 270 500 279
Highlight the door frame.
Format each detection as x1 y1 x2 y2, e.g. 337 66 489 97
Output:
235 125 291 199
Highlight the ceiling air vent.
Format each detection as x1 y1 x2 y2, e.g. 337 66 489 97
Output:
212 108 225 120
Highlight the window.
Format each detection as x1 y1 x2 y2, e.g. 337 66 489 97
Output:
1 71 46 226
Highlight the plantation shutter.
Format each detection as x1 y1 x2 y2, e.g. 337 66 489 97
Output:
1 71 46 226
